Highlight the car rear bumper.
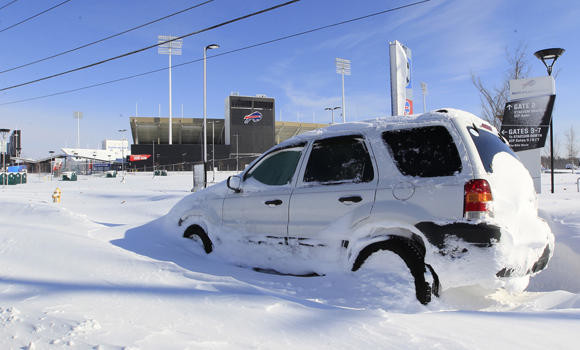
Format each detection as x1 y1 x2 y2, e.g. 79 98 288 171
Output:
415 221 553 288
415 221 501 249
496 243 551 277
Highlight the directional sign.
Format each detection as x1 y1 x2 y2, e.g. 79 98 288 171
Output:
500 94 555 152
93 163 111 169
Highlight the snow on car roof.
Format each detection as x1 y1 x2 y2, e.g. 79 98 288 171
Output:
277 108 482 147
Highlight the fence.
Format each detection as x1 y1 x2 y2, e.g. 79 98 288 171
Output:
128 155 260 173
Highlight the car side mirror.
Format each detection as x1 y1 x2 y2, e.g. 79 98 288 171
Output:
227 175 242 193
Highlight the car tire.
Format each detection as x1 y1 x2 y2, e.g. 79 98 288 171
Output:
351 236 435 305
183 225 213 254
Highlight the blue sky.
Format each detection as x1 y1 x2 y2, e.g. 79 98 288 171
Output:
0 0 578 158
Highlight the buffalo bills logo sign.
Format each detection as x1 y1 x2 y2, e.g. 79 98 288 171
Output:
243 111 262 124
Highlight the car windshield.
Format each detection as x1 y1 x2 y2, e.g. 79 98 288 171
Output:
245 145 305 186
468 126 518 173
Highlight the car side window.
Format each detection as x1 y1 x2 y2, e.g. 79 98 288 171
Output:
303 135 374 184
382 125 462 177
244 144 305 186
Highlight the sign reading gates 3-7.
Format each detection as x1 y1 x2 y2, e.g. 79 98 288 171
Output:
500 76 556 152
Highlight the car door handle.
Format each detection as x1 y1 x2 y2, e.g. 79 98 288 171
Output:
265 199 283 206
339 195 362 204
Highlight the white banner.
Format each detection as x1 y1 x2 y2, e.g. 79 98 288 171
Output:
389 40 413 116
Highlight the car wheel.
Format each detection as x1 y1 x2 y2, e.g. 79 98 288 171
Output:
183 225 213 254
351 236 438 305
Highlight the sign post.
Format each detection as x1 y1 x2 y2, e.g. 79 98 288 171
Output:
500 76 556 193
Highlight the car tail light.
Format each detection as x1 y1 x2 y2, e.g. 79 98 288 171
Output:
464 179 493 219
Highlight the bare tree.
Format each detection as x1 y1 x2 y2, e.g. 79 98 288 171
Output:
564 126 579 166
541 132 561 168
542 133 560 157
472 44 531 128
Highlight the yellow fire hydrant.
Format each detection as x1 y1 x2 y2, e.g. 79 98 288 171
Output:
52 187 61 203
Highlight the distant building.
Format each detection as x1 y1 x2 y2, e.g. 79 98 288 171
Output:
61 139 128 162
225 94 275 156
129 94 327 170
1 130 21 168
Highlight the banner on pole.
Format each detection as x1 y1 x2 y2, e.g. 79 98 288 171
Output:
129 154 151 161
389 40 412 116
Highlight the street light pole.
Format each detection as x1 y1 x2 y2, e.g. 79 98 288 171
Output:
421 82 428 113
234 134 239 171
48 150 55 181
324 106 341 124
169 51 172 144
73 112 82 148
212 122 215 173
203 43 220 166
0 128 10 187
118 129 127 178
534 48 565 194
158 35 183 145
208 121 215 182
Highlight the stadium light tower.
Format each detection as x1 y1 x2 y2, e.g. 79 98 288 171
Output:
158 35 183 145
534 48 565 194
73 112 82 148
335 58 351 123
208 121 216 183
324 106 341 124
203 43 219 165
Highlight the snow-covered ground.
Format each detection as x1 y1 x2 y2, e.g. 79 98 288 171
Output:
1 171 579 349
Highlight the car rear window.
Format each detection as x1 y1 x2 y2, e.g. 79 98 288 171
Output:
467 126 518 173
383 125 462 177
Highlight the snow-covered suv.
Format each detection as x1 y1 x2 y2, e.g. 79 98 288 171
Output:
167 108 554 304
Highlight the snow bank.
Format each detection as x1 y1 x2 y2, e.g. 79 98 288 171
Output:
485 153 555 290
0 172 578 349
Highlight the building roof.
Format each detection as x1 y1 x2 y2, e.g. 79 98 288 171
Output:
274 121 329 144
130 117 226 145
130 117 329 146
